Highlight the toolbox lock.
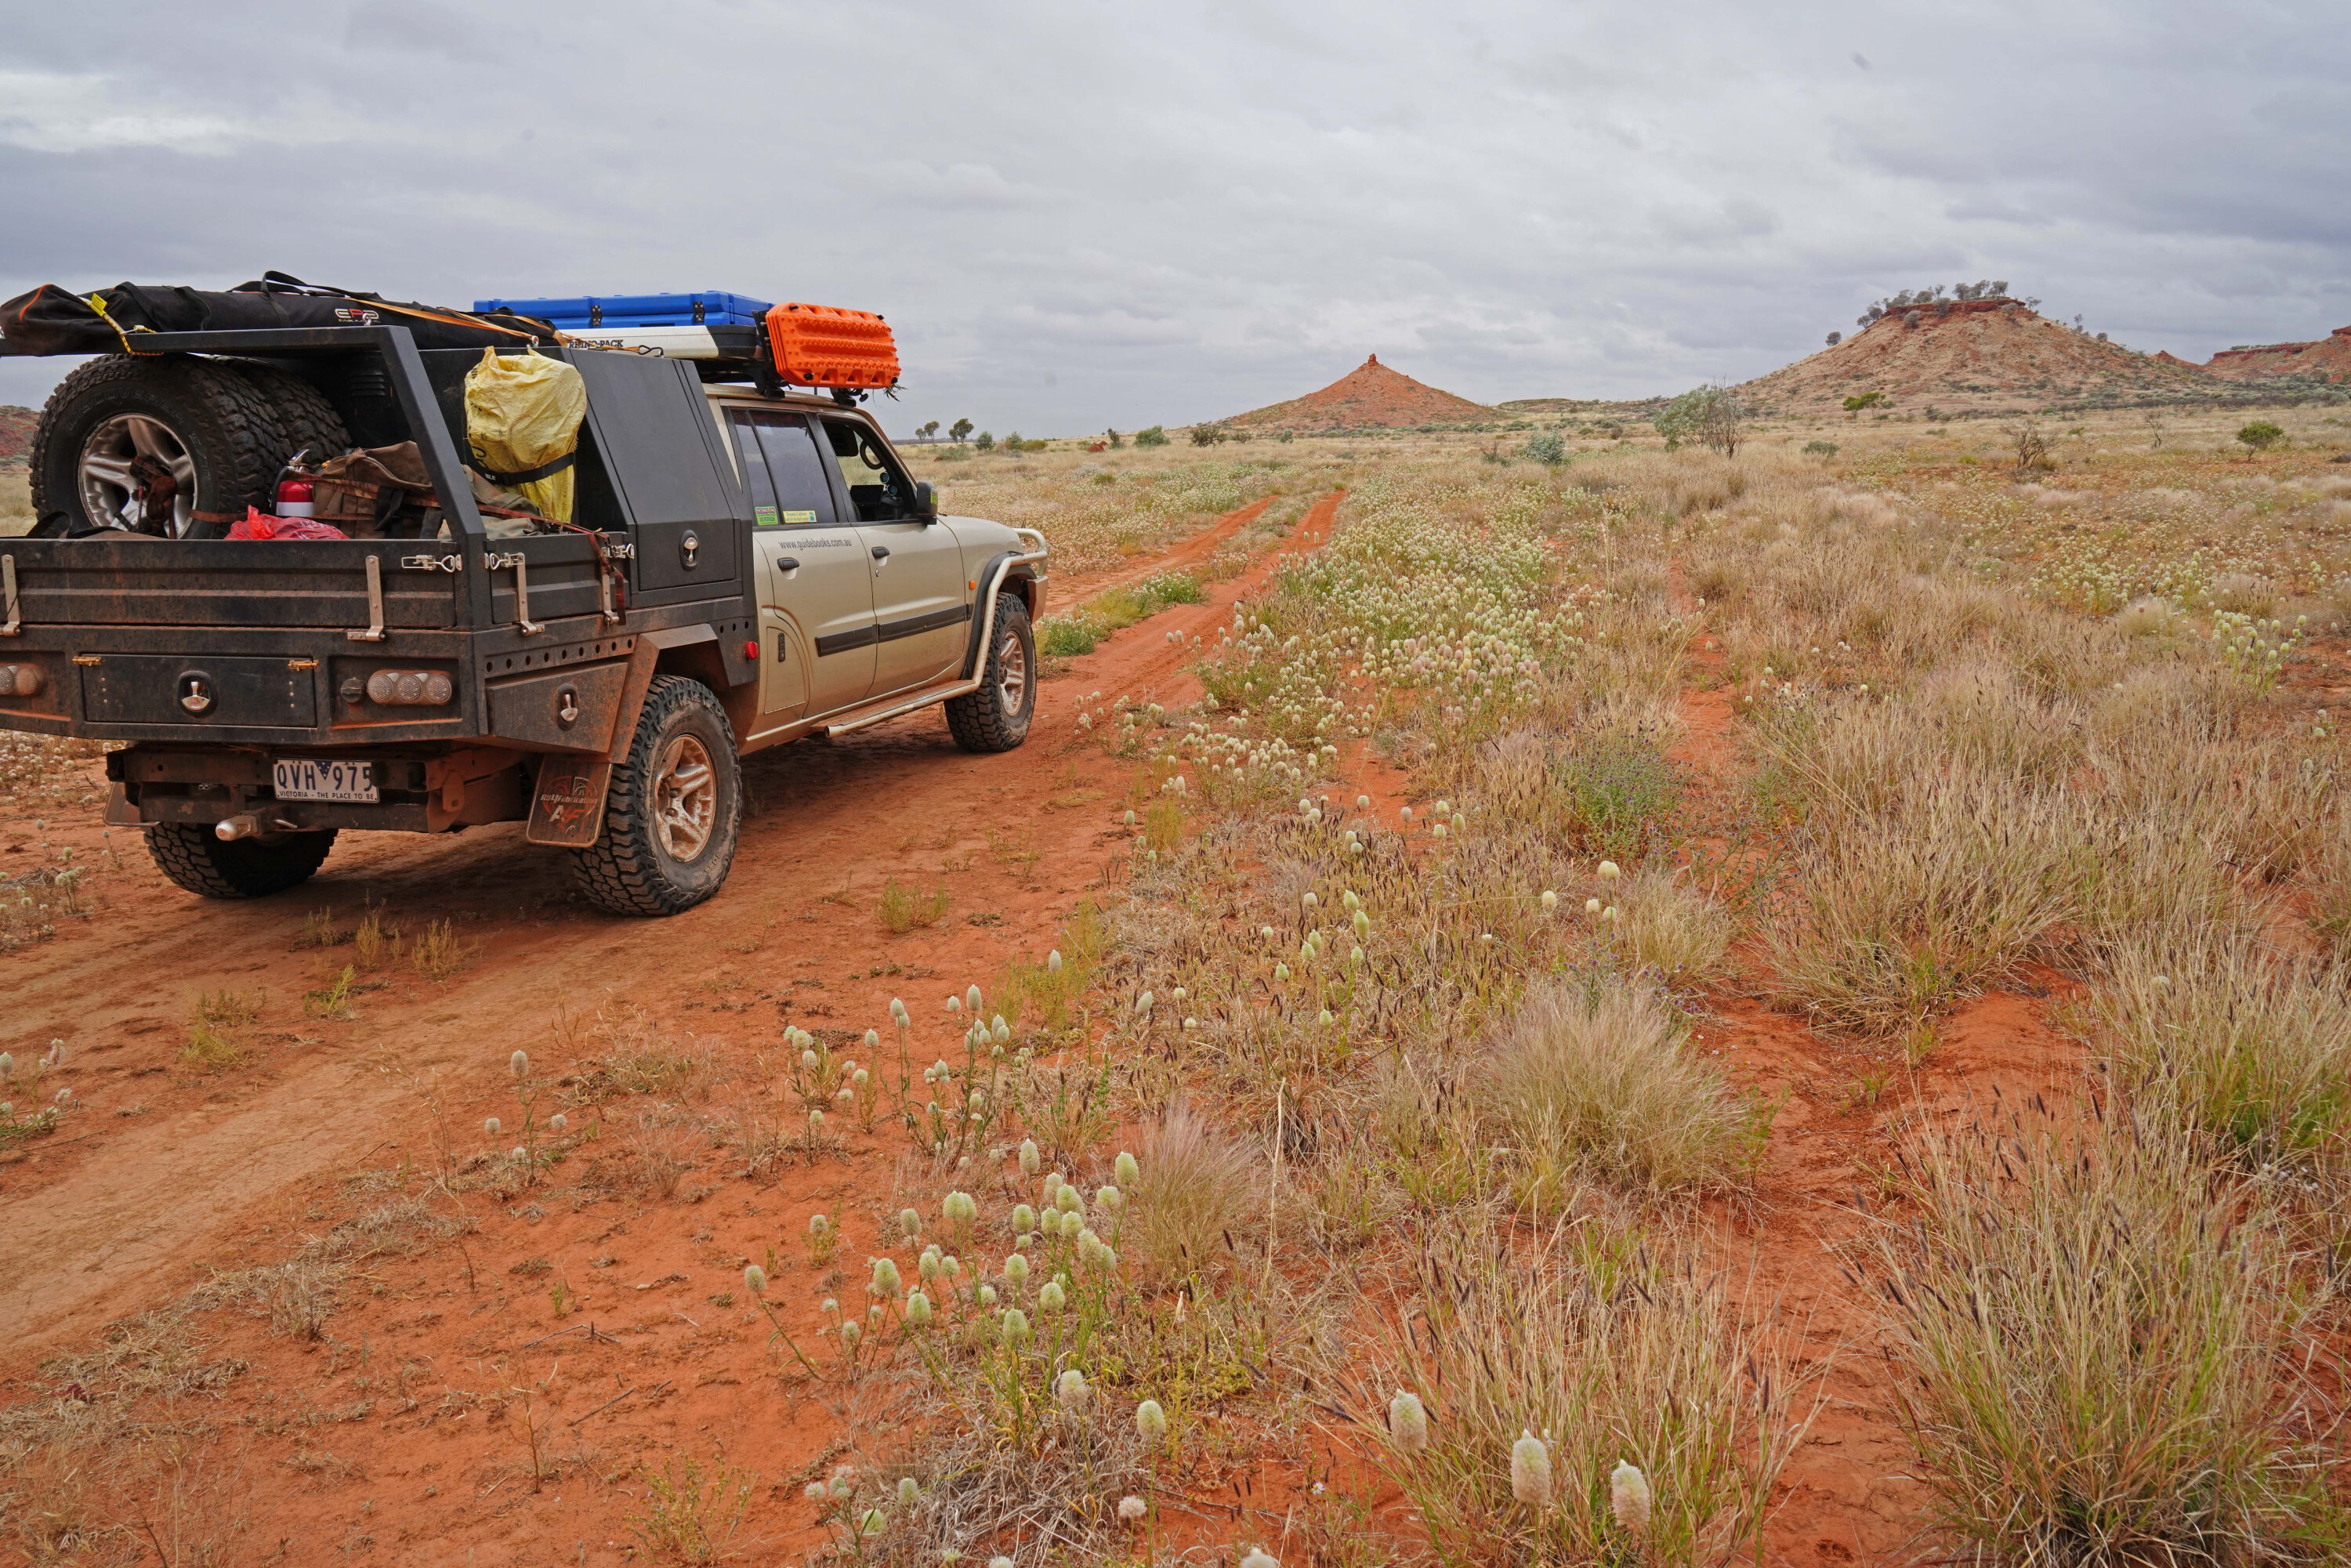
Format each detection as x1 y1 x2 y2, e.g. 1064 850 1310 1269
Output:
679 531 700 570
177 672 215 716
555 684 581 729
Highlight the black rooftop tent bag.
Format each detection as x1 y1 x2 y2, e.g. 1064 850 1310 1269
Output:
0 273 556 356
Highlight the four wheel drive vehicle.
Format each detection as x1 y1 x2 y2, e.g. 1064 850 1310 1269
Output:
0 287 1046 914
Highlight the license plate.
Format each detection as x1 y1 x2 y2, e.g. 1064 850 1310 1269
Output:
273 759 378 803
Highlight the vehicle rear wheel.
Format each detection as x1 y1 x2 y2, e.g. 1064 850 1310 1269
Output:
571 675 743 916
944 593 1034 753
31 355 291 538
145 824 339 898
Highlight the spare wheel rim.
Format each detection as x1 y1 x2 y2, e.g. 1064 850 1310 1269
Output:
997 628 1028 712
79 413 198 537
653 735 717 861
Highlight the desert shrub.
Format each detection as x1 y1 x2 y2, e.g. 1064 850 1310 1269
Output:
1483 978 1756 1200
1190 422 1229 447
1842 391 1884 411
1802 439 1838 458
1877 1113 2346 1566
2085 925 2351 1170
2237 420 2286 454
1133 425 1168 448
1362 1219 1799 1568
877 877 951 933
1523 431 1567 465
627 1454 755 1564
1554 731 1682 860
1654 386 1742 457
1038 615 1099 657
974 431 994 452
1121 1099 1256 1287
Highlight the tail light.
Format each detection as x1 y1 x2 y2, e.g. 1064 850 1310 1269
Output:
366 669 454 706
275 478 317 519
0 664 45 697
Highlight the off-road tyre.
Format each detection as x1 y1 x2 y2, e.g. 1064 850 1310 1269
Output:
31 355 292 538
945 593 1035 753
571 675 743 917
145 824 339 898
233 363 351 470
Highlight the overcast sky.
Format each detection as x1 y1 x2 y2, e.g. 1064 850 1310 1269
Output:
3 0 2346 436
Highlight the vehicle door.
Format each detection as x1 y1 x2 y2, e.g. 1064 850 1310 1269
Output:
821 416 968 697
724 407 875 720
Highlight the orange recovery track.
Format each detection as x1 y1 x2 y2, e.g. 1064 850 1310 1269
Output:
765 302 899 389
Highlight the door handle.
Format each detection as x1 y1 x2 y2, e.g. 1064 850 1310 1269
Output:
776 556 801 573
870 546 891 560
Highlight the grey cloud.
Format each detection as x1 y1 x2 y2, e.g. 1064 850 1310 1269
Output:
2 0 2347 429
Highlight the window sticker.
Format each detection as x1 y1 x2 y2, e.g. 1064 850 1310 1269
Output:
781 509 817 525
755 505 779 527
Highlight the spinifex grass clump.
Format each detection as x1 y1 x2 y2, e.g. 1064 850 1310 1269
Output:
2082 925 2351 1172
1483 977 1760 1202
1763 773 2081 1037
1357 1216 1799 1568
1878 1110 2347 1566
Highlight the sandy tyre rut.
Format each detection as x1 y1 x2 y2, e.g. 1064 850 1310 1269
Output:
945 596 1035 752
573 675 743 916
145 824 340 898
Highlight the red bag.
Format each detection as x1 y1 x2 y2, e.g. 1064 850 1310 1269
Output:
227 508 350 541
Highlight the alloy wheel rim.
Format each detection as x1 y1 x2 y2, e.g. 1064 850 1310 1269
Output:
78 413 197 537
653 735 717 861
997 628 1028 711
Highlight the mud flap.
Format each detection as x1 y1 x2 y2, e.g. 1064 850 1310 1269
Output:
525 755 612 848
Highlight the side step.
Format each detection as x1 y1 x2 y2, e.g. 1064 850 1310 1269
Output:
821 678 971 737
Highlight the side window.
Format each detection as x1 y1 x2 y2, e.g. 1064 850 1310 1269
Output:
726 407 837 527
824 418 913 523
727 409 781 523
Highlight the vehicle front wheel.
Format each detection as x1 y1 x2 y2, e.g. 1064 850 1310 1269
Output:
944 593 1034 754
145 824 339 898
571 675 743 916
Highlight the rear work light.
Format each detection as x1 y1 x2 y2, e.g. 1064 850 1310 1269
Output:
766 302 899 389
367 669 454 706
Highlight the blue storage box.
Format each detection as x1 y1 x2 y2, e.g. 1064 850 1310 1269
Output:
473 292 773 328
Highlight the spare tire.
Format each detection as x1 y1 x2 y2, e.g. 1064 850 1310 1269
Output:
30 355 293 538
233 363 351 472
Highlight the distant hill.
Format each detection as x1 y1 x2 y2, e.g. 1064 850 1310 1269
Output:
0 405 34 462
1225 354 1491 432
1737 298 2218 416
2204 326 2351 384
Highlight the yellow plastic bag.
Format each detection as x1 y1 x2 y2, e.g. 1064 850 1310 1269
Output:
462 348 586 523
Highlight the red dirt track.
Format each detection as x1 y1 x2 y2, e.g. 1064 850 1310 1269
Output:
0 494 1342 1562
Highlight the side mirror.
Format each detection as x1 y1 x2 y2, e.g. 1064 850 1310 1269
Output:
913 480 937 520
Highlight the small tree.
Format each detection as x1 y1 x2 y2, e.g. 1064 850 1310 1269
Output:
949 418 973 444
1134 425 1168 448
974 430 994 452
1825 331 1842 346
1190 423 1229 447
2237 420 2284 455
2001 418 2053 476
1105 427 1123 450
917 420 940 441
1654 386 1742 457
